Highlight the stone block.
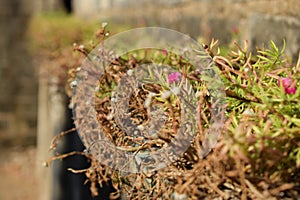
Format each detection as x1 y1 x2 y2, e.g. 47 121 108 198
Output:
248 13 300 61
0 0 37 140
0 112 15 137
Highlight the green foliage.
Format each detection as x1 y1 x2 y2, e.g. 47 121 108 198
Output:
28 12 97 53
213 40 300 181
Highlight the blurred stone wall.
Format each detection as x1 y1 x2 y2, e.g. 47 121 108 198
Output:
74 0 300 60
33 0 64 13
0 0 37 145
0 0 70 144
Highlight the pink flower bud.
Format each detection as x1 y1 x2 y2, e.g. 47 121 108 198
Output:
232 26 239 35
168 72 181 84
161 50 168 56
278 77 296 94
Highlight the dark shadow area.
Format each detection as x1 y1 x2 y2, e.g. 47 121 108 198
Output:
62 0 73 13
52 98 117 200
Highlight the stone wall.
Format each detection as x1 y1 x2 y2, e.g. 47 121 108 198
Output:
74 0 300 60
33 0 64 13
0 0 37 144
0 0 68 144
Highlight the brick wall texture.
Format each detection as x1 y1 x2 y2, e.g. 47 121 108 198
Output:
0 0 37 143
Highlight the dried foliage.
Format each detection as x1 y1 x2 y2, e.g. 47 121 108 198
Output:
48 25 300 199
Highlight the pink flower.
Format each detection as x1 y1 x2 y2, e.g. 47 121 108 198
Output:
232 26 239 35
168 72 181 84
161 50 168 56
278 77 296 94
